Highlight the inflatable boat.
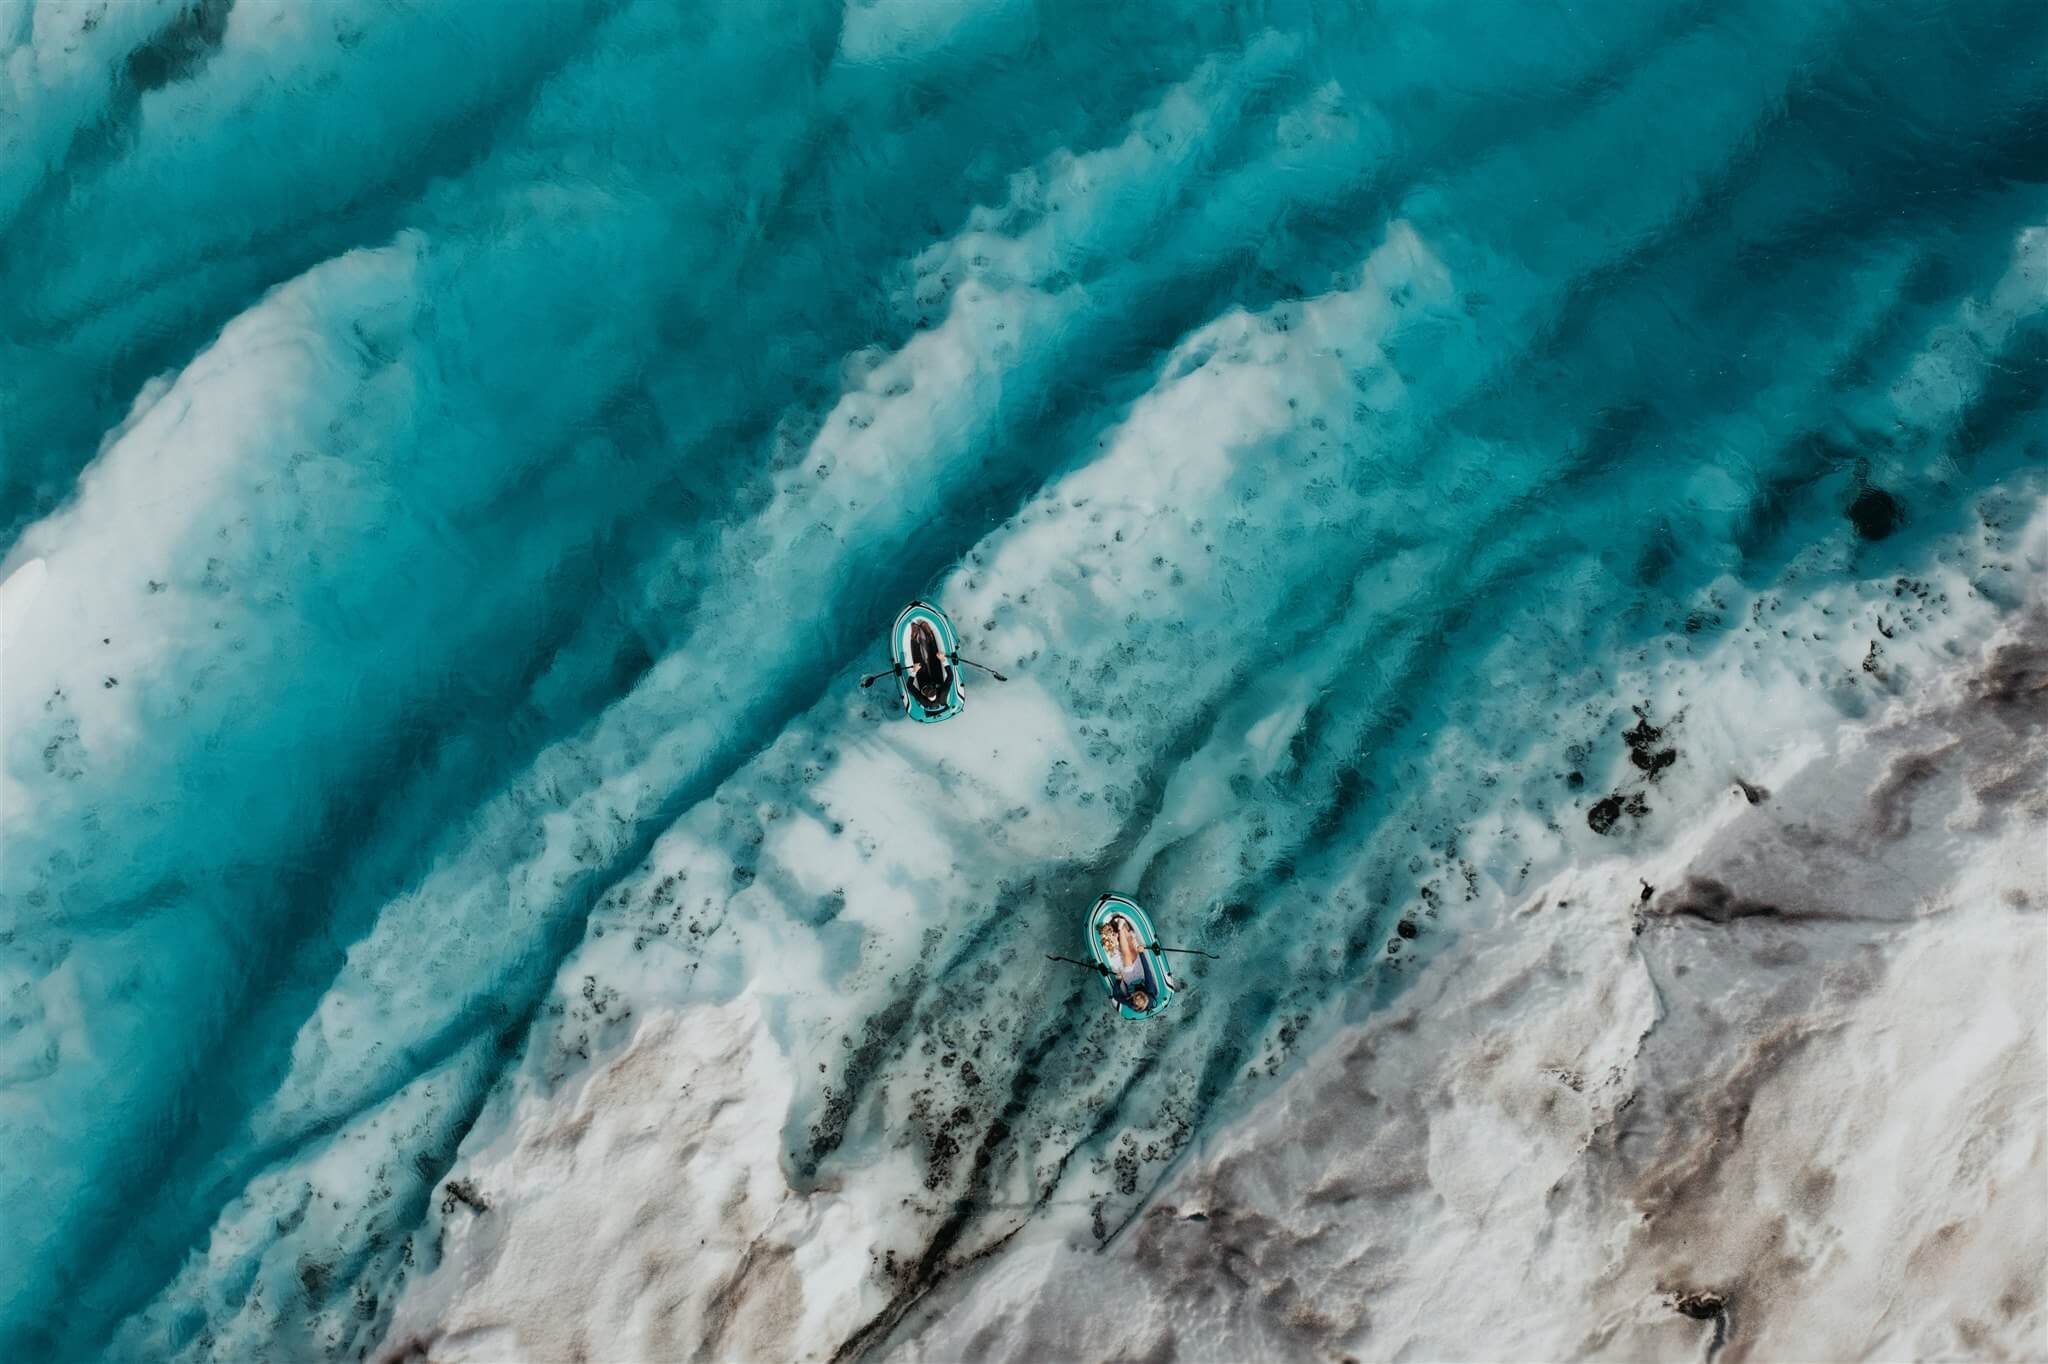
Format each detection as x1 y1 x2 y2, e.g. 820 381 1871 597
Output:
1087 894 1178 1020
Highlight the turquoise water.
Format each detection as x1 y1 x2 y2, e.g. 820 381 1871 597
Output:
3 0 2046 1357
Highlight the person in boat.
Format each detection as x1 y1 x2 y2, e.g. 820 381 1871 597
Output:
859 605 1006 710
1101 914 1165 1010
906 618 953 710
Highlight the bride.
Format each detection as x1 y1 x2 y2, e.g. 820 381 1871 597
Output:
1099 914 1158 1009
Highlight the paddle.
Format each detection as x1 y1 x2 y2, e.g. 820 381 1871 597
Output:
859 664 904 689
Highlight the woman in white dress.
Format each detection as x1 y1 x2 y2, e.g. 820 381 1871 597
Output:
1101 914 1158 1010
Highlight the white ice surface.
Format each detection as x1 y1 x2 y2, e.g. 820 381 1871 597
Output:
890 605 2048 1364
376 502 2048 1364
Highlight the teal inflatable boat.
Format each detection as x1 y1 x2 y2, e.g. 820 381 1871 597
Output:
891 600 963 722
860 600 1007 722
1088 894 1178 1020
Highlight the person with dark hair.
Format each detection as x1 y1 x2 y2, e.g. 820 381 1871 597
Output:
859 602 1008 719
906 619 952 709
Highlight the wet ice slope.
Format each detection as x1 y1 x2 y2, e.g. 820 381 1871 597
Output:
375 510 2048 1364
884 564 2048 1364
2 1 2046 1360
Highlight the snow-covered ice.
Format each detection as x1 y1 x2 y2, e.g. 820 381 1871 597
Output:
375 502 2048 1363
